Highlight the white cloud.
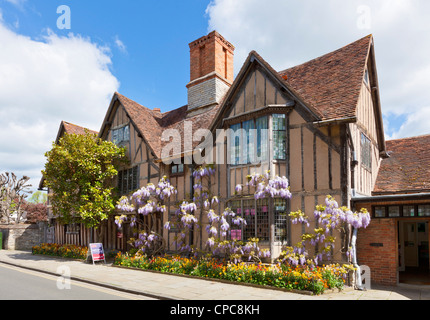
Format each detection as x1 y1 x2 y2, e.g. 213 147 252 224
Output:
0 22 120 192
206 0 430 140
114 35 127 54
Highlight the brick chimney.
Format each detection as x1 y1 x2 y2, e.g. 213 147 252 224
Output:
186 31 235 116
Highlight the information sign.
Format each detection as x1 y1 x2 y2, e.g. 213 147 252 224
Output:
89 243 106 264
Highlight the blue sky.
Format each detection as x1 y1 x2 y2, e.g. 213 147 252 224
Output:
1 0 430 192
1 0 210 110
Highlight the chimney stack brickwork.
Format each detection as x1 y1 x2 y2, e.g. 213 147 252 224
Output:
187 31 235 113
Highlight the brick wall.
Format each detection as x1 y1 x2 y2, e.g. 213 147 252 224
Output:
188 31 234 84
357 218 398 286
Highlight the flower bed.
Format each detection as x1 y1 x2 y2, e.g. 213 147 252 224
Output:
32 243 88 260
114 253 351 295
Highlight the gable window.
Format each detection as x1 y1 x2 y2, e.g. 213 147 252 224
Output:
112 125 130 145
361 133 371 170
118 166 139 195
364 69 370 86
273 114 286 160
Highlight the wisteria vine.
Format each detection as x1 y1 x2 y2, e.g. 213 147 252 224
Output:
279 196 371 268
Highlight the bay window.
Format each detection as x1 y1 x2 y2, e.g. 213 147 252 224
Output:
229 113 287 165
229 116 268 166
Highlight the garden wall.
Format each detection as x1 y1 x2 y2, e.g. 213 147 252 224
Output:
0 223 50 250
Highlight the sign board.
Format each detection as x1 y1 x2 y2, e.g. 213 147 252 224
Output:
89 243 106 264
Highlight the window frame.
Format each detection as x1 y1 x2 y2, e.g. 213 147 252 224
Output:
226 198 289 244
372 204 430 219
228 113 287 166
111 125 130 145
360 132 372 171
272 114 287 161
170 163 184 176
229 115 269 166
117 166 139 196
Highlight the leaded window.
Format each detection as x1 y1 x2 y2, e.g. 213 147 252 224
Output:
229 116 269 166
112 125 130 145
273 114 286 160
118 166 139 195
361 133 371 170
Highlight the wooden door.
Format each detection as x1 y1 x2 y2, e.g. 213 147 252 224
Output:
403 222 418 267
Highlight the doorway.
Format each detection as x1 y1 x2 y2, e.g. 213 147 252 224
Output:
398 221 430 284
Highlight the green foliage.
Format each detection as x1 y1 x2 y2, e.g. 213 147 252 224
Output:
28 191 48 204
42 131 126 229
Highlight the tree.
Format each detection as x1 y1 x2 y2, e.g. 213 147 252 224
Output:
28 190 48 204
43 131 126 241
0 172 32 224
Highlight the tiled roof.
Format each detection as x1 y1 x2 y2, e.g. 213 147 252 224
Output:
61 121 98 136
279 35 372 121
115 93 164 157
114 92 221 159
113 35 374 160
373 134 430 195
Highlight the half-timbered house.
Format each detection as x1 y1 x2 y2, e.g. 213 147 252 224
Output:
41 31 430 286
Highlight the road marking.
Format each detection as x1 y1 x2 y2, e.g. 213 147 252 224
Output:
0 263 148 300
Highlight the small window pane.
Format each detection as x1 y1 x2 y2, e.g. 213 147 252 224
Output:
178 164 184 173
123 126 130 141
375 206 386 218
256 199 269 241
403 206 415 217
274 199 288 243
256 116 268 162
418 205 430 217
388 206 400 217
243 120 255 164
230 123 241 166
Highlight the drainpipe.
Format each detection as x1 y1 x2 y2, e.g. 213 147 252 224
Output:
351 227 364 290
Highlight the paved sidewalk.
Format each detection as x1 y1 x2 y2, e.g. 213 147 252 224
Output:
0 250 429 300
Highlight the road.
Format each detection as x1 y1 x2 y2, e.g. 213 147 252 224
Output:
0 263 157 300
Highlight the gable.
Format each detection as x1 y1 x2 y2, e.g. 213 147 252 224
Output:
212 51 320 132
225 64 294 119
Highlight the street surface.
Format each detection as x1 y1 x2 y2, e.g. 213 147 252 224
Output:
0 263 156 300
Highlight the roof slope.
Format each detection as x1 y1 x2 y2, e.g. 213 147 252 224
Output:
111 35 374 160
61 121 98 136
114 92 221 159
373 135 430 195
279 35 372 121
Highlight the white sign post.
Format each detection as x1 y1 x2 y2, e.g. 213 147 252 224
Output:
89 243 106 265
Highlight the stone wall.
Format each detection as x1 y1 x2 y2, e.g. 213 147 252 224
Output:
0 223 49 250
